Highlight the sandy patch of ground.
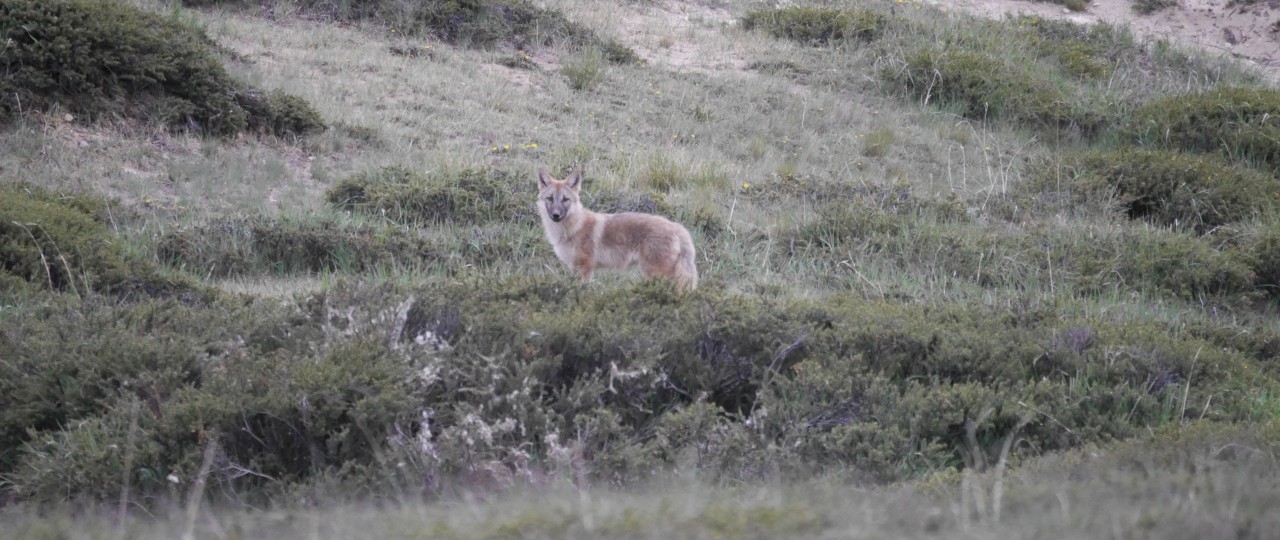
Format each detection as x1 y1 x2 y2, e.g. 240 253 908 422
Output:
932 0 1280 79
480 63 539 88
614 0 753 74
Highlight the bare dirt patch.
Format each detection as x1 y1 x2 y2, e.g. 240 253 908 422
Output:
614 0 753 74
932 0 1280 80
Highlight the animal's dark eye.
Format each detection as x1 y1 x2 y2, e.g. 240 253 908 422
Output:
561 197 569 203
546 196 553 201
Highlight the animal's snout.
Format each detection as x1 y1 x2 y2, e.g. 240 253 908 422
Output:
550 213 563 222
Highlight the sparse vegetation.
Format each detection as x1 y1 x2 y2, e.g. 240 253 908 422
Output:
741 6 887 45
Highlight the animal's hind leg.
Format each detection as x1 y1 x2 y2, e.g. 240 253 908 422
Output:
640 242 679 283
640 257 674 279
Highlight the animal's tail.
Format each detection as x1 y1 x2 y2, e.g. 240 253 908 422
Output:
674 231 698 291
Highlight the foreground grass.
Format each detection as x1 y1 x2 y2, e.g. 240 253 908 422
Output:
7 422 1278 539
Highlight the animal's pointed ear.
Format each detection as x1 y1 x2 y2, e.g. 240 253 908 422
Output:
566 168 583 191
537 167 553 189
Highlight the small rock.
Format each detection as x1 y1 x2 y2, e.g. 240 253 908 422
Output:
63 113 74 122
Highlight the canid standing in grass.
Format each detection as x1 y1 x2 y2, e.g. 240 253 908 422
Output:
536 167 698 291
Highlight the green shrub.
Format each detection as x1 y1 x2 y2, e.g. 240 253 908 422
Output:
583 188 672 217
1051 149 1280 231
1034 0 1089 10
0 0 323 136
1 297 418 501
0 296 273 478
1133 0 1177 14
561 47 607 91
244 0 637 64
1245 226 1280 298
741 7 886 45
746 59 810 76
862 127 897 157
157 215 439 278
796 187 970 247
3 275 1275 505
796 184 1262 301
326 166 528 225
1128 87 1280 171
236 88 327 137
749 172 931 204
889 47 1100 133
9 403 170 503
0 183 138 293
164 340 422 487
1076 227 1256 299
1054 42 1113 79
955 17 1136 81
633 156 727 193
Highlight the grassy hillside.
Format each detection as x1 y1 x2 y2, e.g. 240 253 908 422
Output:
2 0 1279 536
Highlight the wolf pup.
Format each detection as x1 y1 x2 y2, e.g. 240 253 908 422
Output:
536 167 698 291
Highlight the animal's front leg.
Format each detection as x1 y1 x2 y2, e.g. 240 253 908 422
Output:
573 253 594 283
572 241 596 284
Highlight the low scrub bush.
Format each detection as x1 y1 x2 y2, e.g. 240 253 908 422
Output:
741 6 887 45
1034 0 1089 11
0 183 199 298
748 173 896 203
1049 149 1279 231
1013 17 1139 79
1133 0 1178 14
325 166 528 225
0 295 280 481
1075 226 1256 299
164 339 423 489
0 184 120 293
583 188 673 216
157 215 438 278
888 47 1101 133
796 188 1260 301
2 276 1274 505
1243 226 1280 298
409 0 636 62
796 187 969 248
203 0 637 64
636 156 728 192
0 0 324 136
561 47 607 91
236 88 327 137
1128 87 1280 171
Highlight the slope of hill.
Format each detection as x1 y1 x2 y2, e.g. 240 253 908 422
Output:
936 0 1280 79
2 0 1279 537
